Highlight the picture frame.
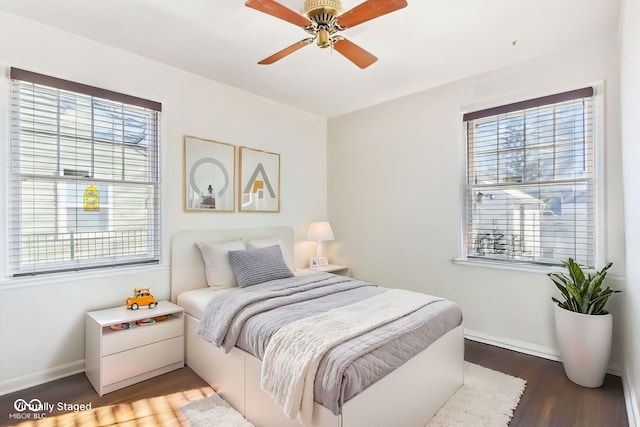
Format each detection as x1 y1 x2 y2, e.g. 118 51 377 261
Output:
239 146 280 212
183 135 235 212
309 257 329 269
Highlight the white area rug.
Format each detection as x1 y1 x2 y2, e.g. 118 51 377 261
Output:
181 393 255 427
427 362 527 426
182 362 526 427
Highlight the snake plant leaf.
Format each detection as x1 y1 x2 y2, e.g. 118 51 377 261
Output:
589 287 621 315
565 258 585 290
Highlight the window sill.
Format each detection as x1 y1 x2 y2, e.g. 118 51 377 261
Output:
0 263 169 290
452 258 564 274
453 258 626 282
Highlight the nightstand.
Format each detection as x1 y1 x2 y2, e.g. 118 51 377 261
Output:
306 264 350 276
85 301 184 396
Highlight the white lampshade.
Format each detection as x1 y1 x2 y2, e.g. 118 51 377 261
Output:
307 221 335 261
306 221 335 242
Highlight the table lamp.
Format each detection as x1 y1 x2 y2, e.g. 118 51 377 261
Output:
306 221 335 261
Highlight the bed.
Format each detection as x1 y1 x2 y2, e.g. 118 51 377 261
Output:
170 227 464 427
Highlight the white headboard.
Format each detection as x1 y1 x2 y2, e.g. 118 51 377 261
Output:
170 226 294 302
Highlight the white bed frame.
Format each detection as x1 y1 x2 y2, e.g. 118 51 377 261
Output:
171 227 464 427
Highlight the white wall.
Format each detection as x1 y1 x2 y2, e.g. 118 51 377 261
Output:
620 0 640 421
0 11 327 393
327 33 626 364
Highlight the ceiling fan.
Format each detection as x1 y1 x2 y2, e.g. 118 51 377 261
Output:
245 0 408 69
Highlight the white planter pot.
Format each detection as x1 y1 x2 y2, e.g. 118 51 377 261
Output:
553 304 612 388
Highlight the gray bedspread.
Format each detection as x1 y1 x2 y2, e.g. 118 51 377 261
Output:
195 272 462 415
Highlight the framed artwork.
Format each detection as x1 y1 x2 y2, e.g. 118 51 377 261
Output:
183 135 235 212
239 146 280 212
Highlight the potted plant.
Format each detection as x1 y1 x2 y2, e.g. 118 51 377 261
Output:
548 258 621 387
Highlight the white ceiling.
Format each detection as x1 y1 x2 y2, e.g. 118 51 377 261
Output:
0 0 621 118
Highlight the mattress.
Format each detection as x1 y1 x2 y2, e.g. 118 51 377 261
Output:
178 272 462 415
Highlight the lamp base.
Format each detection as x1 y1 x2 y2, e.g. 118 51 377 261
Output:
316 241 326 260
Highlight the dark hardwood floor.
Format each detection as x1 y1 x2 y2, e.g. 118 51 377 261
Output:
0 340 628 426
465 340 628 427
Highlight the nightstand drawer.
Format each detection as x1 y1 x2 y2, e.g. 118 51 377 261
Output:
103 317 183 356
102 336 184 385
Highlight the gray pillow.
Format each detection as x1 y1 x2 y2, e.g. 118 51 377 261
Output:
228 245 294 288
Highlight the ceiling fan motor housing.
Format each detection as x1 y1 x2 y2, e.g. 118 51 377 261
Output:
302 0 343 48
302 0 343 21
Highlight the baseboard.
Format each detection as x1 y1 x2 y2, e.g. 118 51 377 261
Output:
463 328 624 376
0 360 85 396
623 366 639 427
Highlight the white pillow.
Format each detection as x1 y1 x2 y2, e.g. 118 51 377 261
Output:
196 240 247 289
244 237 293 270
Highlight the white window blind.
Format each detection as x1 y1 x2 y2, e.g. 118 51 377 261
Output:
9 68 162 276
463 87 596 268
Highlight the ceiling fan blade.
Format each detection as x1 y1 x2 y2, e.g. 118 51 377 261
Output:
337 0 408 29
245 0 312 27
332 38 378 69
258 39 314 65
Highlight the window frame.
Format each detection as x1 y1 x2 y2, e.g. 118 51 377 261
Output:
457 83 605 271
7 68 162 277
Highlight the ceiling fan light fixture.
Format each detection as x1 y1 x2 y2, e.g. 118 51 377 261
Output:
317 28 331 48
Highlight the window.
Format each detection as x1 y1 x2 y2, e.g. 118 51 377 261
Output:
9 68 161 276
463 87 597 268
